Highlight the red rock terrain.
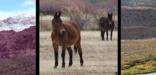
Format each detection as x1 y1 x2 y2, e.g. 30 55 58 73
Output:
0 26 36 75
0 56 36 75
0 26 36 58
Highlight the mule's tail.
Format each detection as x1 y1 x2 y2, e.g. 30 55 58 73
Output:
74 45 77 54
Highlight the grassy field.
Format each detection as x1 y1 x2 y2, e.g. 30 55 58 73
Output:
121 39 156 75
40 31 117 75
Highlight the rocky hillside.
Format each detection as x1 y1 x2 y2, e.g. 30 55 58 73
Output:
0 56 36 75
0 26 36 58
121 0 156 39
121 8 156 27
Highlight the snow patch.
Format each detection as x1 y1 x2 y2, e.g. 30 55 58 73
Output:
0 24 34 32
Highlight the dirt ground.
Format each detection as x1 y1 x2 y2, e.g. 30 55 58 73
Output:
0 56 36 75
40 31 117 75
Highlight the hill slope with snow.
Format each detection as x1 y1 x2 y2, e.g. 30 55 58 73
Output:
0 13 35 32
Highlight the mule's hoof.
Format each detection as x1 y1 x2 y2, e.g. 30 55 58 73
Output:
54 63 58 68
81 62 83 66
54 65 58 68
62 65 65 68
69 64 72 67
62 63 65 68
80 64 83 66
80 59 84 66
69 62 73 67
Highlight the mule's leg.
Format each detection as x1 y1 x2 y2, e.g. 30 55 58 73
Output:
61 46 66 68
67 47 73 67
78 47 84 66
101 31 104 40
74 45 77 54
76 42 84 66
111 26 114 40
110 29 113 40
103 31 105 40
53 44 58 68
106 31 108 40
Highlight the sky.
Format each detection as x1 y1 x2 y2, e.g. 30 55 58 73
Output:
0 0 35 19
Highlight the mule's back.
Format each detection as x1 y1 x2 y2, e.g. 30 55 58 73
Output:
62 21 80 45
99 17 109 30
63 21 80 34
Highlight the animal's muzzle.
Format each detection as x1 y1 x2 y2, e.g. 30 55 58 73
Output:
59 29 66 37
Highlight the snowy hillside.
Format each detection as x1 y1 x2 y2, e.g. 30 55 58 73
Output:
0 13 35 32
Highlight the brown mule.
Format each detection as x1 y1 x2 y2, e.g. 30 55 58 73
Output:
99 12 115 40
51 11 84 68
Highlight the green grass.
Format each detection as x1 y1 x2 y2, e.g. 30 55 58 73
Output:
121 39 156 75
122 60 156 75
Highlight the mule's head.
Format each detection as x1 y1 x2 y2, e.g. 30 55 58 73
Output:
108 12 113 20
52 11 66 36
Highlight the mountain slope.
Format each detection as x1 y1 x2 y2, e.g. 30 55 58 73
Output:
0 26 36 58
0 13 35 32
121 1 156 39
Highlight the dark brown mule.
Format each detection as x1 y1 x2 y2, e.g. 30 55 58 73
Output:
51 11 84 68
99 12 115 40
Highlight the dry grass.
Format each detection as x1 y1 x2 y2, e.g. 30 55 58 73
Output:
40 31 117 75
121 39 156 75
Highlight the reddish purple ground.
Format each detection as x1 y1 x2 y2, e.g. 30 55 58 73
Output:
0 56 36 75
0 26 36 75
0 26 36 58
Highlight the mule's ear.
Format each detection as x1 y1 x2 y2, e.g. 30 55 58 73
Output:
57 11 61 18
54 11 61 18
54 12 58 18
